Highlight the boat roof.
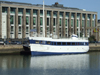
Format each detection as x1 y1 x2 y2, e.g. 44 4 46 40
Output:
29 37 88 42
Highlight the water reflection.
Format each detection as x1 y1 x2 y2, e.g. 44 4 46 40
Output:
0 52 100 75
0 55 31 70
30 54 89 70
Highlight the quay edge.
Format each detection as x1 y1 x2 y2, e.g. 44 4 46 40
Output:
0 44 100 54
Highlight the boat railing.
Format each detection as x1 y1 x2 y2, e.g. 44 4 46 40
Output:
58 37 88 40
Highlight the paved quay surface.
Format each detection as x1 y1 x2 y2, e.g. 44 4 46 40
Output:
0 44 100 54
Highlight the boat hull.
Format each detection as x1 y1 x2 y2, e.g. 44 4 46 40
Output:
30 44 89 56
31 51 87 56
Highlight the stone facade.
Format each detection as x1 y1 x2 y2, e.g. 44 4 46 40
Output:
0 1 98 40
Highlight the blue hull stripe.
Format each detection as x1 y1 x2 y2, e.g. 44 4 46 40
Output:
31 51 86 56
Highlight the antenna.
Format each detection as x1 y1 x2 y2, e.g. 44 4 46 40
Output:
78 20 80 38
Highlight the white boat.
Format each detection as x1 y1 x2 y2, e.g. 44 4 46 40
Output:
29 34 89 56
29 1 89 56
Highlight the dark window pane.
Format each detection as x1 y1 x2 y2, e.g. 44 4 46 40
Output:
57 42 61 45
67 42 71 45
72 42 75 45
62 42 66 45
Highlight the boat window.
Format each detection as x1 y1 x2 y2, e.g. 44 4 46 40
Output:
42 41 45 44
77 42 80 45
57 42 61 45
35 40 39 44
67 42 71 45
54 42 56 45
85 42 88 45
72 42 75 45
47 41 51 44
81 42 84 45
62 42 66 45
51 42 53 45
40 41 42 44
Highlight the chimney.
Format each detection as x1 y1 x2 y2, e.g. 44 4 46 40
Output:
55 2 58 5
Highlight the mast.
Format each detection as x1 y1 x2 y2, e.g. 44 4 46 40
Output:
78 20 80 38
43 0 45 37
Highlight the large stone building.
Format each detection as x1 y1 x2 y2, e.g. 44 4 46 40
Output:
0 1 98 40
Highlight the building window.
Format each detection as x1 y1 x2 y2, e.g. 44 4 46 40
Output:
66 12 69 17
18 8 23 14
47 11 50 16
26 16 29 25
71 19 73 27
33 17 36 25
53 18 56 26
71 13 74 18
11 26 14 32
40 10 43 16
59 18 61 26
10 15 14 24
60 12 63 17
26 27 29 32
53 28 55 32
33 9 37 15
47 18 49 26
59 28 61 32
82 14 85 19
82 20 85 27
92 20 95 27
47 27 49 32
40 17 43 25
19 27 21 32
65 28 67 32
18 16 21 25
77 20 79 27
65 19 67 26
26 9 30 15
53 12 57 17
77 13 80 18
2 7 7 13
87 20 90 27
10 8 15 14
88 15 90 19
40 27 43 32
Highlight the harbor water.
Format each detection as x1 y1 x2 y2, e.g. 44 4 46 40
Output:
0 52 100 75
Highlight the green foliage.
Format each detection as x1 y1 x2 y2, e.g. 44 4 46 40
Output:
80 33 82 37
88 35 96 42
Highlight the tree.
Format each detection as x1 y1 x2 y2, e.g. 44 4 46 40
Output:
88 35 96 42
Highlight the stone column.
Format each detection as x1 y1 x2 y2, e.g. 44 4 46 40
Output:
37 10 40 36
80 13 82 34
22 8 26 38
30 9 33 36
63 12 65 38
74 13 77 34
90 14 92 35
68 12 71 37
7 7 10 38
45 10 47 37
85 14 87 37
57 11 59 38
50 11 53 34
0 6 2 38
95 14 97 27
95 14 98 41
15 8 18 38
